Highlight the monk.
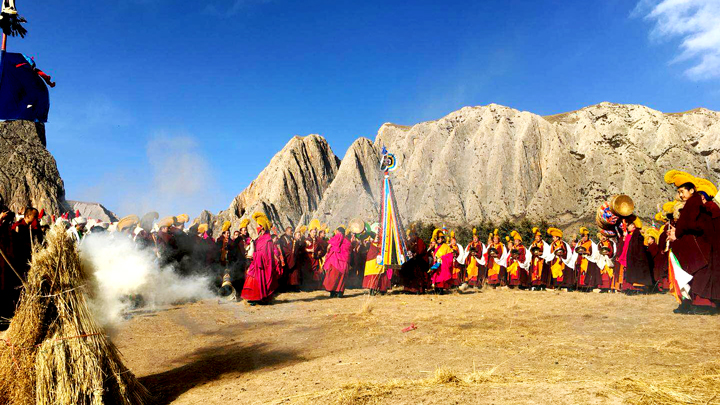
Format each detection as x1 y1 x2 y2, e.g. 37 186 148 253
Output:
647 229 669 292
530 227 550 290
575 227 601 291
278 227 302 292
363 234 389 295
618 218 653 294
668 177 720 313
596 232 615 292
485 231 506 288
547 228 569 289
301 227 322 291
241 213 282 305
323 227 352 298
506 231 528 289
465 229 484 287
430 230 454 292
400 230 429 293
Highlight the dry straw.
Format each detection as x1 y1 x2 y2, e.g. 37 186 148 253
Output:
0 225 150 405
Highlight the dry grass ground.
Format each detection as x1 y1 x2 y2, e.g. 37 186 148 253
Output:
107 287 720 404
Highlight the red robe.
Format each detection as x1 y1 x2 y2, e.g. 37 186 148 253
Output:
323 233 351 292
241 233 281 302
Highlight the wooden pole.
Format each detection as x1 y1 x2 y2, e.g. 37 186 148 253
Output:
1 33 7 51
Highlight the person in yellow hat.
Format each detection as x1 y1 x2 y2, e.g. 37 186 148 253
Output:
596 231 616 292
466 228 485 287
485 230 506 288
506 231 528 288
547 228 570 289
644 227 669 292
430 229 454 292
575 227 601 291
300 223 323 291
529 227 549 290
240 213 282 305
665 171 720 314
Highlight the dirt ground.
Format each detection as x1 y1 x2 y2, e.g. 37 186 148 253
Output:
111 287 720 405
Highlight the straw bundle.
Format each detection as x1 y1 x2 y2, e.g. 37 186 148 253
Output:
0 225 150 405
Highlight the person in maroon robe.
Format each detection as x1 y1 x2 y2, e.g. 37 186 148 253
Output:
301 228 322 291
400 231 429 293
241 214 282 305
647 232 669 292
322 227 352 298
277 227 301 292
0 205 18 329
619 219 653 293
669 182 719 313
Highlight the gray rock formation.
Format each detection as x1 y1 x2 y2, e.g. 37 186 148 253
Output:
0 120 65 214
315 102 719 229
65 200 118 223
211 134 340 236
216 102 720 233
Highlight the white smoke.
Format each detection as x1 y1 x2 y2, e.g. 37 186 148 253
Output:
78 232 215 331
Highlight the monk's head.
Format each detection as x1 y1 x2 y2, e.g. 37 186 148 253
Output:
240 227 248 237
294 231 302 240
319 229 326 239
472 234 479 243
309 228 317 238
493 235 499 244
284 227 292 237
222 230 230 239
23 207 38 224
627 222 636 233
648 236 656 245
677 182 696 202
233 230 240 239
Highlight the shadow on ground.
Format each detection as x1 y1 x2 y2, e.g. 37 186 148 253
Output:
140 342 304 404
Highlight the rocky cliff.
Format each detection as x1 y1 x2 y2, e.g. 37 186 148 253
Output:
214 102 720 232
210 135 340 234
0 120 66 214
65 200 118 223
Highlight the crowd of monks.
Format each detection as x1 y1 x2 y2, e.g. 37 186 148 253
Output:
1 169 719 323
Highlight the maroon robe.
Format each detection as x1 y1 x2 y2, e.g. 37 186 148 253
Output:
241 233 281 302
672 193 719 301
323 233 351 293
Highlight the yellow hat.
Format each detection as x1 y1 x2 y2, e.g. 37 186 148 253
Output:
654 212 667 223
156 216 174 229
505 236 510 242
239 218 250 229
579 227 589 236
510 230 522 241
296 225 307 235
596 232 604 240
117 215 140 231
175 214 189 225
432 229 445 241
222 221 231 232
532 227 541 236
663 200 678 213
493 229 499 236
472 227 477 236
198 224 209 234
695 177 718 198
547 228 563 238
309 219 321 231
450 230 456 239
664 170 697 188
633 217 642 229
252 212 271 231
644 228 660 245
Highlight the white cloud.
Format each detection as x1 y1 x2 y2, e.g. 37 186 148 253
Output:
637 0 720 80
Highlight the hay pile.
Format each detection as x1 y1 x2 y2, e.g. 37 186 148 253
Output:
0 225 150 405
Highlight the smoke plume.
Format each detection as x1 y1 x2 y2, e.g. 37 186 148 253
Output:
79 232 215 331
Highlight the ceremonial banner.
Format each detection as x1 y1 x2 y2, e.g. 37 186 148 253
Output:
377 147 408 268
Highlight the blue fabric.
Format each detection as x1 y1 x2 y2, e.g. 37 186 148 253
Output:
0 51 49 122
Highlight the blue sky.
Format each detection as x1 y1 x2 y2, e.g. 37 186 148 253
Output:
10 0 720 219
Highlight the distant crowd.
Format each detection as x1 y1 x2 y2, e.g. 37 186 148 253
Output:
1 169 719 323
